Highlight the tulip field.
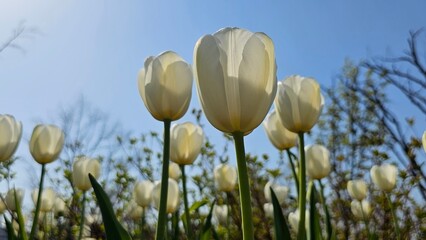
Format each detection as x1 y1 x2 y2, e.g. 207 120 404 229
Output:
1 26 426 240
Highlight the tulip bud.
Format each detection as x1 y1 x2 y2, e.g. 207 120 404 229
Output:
0 114 22 162
263 203 274 219
138 51 193 121
169 162 182 181
32 188 56 212
194 27 277 135
152 178 180 214
29 124 64 164
347 179 368 201
422 131 426 152
133 180 154 208
53 197 68 215
264 181 288 205
370 164 398 192
214 164 237 192
275 75 324 133
213 205 228 225
305 144 331 180
351 200 372 220
126 201 144 221
0 196 6 214
72 156 101 191
5 188 24 211
288 209 310 234
263 110 297 150
170 122 204 165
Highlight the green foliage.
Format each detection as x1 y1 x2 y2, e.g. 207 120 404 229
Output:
89 174 132 240
270 187 291 240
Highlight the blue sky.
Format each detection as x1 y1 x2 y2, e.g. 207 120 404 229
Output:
1 0 426 201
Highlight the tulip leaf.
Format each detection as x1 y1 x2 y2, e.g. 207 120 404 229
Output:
4 216 16 240
13 189 27 240
180 199 209 233
309 183 322 240
89 174 132 240
200 200 219 240
270 187 292 240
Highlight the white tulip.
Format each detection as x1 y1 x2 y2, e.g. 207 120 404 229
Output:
169 162 182 181
214 164 237 192
351 200 372 220
29 124 64 164
53 197 67 215
193 27 277 135
170 122 204 165
133 180 154 208
213 205 228 225
5 188 24 211
264 181 288 205
370 164 398 192
0 114 22 162
152 178 180 214
347 179 368 201
126 201 144 221
138 51 193 121
275 75 324 133
263 203 274 219
288 209 310 234
32 188 56 212
263 110 297 150
72 156 101 191
305 144 331 180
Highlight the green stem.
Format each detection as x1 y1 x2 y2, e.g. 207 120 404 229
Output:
297 133 307 240
141 208 145 240
286 149 299 200
232 132 254 240
29 164 46 240
359 200 371 239
180 165 192 239
226 193 231 240
318 180 332 240
156 119 171 240
43 213 47 240
78 191 86 240
386 193 401 240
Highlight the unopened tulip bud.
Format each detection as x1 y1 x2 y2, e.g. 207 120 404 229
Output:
422 131 426 152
